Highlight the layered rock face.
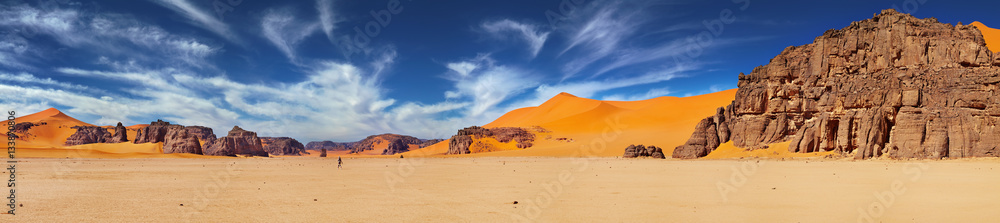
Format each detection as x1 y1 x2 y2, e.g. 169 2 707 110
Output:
305 141 355 151
162 126 202 154
675 9 1000 159
623 145 665 159
131 120 203 154
133 120 172 144
64 122 130 145
107 122 128 143
448 135 473 155
205 126 269 157
352 134 423 155
305 135 442 155
184 126 217 151
65 126 111 146
446 126 537 154
261 137 305 156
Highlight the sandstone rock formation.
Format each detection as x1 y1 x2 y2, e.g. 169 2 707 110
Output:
65 126 111 146
133 120 172 144
418 139 444 148
320 148 327 157
107 122 128 143
184 126 217 151
162 126 202 154
205 126 268 157
623 145 665 159
130 120 203 154
352 134 423 155
306 135 442 155
448 135 473 155
305 141 354 151
446 126 537 154
675 9 1000 159
260 137 305 156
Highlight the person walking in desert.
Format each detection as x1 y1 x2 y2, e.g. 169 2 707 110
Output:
338 156 343 169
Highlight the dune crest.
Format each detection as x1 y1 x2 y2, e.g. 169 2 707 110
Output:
405 89 738 157
972 21 1000 53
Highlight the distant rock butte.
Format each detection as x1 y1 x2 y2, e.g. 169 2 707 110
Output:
107 122 129 143
260 137 306 156
162 126 202 154
65 126 111 146
623 145 665 159
184 126 217 152
675 9 1000 159
65 122 131 145
446 126 537 155
306 134 443 155
205 126 269 157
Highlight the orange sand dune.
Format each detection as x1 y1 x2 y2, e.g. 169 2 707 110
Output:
4 108 94 148
404 89 738 157
5 108 218 158
972 21 1000 53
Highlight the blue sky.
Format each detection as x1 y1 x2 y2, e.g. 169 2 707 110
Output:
1 0 997 142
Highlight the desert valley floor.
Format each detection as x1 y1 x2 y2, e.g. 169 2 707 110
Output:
3 157 999 222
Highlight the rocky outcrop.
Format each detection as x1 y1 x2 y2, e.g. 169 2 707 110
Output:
65 126 111 146
319 148 327 157
306 135 443 155
623 145 665 159
162 126 202 154
261 137 305 156
184 126 216 151
448 135 473 155
305 141 354 151
64 122 130 145
107 122 128 143
418 139 444 148
446 126 538 154
204 126 268 157
352 134 423 155
675 9 1000 159
133 120 172 144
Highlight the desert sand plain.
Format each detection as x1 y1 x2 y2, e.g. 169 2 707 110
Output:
2 157 999 222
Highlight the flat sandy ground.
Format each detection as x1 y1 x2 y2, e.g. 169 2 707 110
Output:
2 157 999 222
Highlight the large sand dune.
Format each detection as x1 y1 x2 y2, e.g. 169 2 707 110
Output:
404 90 739 157
6 108 215 158
972 21 1000 53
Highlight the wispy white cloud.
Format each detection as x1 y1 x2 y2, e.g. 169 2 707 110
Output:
261 8 321 63
316 0 340 43
481 19 550 59
601 87 672 101
150 0 241 44
0 4 220 69
0 72 89 91
442 55 539 118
